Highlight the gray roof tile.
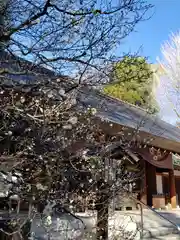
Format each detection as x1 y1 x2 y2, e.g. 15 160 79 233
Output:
78 88 180 143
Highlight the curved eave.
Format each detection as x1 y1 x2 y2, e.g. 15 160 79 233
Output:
94 118 180 153
78 87 180 144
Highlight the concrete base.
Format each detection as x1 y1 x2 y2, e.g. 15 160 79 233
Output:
171 196 177 209
152 195 166 209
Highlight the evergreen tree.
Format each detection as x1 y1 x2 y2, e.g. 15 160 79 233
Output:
103 56 159 113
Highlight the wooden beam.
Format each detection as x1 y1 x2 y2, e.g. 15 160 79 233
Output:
145 162 157 207
169 169 177 208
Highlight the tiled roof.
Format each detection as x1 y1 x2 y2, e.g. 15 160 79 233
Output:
1 51 180 146
78 87 180 144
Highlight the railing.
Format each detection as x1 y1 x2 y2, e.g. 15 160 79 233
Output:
132 196 180 238
136 202 144 239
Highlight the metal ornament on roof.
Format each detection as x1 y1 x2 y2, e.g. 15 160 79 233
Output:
149 147 167 161
173 154 180 166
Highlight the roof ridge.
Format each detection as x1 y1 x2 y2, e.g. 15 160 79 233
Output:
97 89 151 113
89 88 179 131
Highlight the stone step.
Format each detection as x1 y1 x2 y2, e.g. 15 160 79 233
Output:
77 210 180 239
141 226 180 239
146 234 180 240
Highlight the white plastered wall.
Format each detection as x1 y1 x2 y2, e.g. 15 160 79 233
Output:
156 175 163 194
156 170 180 195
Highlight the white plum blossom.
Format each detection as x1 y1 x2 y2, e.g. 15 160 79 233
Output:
5 131 12 136
90 107 97 115
20 96 25 103
36 183 48 190
68 116 78 125
44 215 52 226
63 124 72 130
58 88 66 97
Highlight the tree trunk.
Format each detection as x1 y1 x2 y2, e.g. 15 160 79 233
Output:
0 0 8 50
21 219 31 240
96 192 109 240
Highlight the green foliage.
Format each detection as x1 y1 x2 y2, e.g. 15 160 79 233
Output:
103 56 159 114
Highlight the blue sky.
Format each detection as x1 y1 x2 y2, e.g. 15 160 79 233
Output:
118 0 180 124
120 0 180 63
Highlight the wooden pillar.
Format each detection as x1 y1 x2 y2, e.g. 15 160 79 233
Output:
145 162 157 206
169 169 177 208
